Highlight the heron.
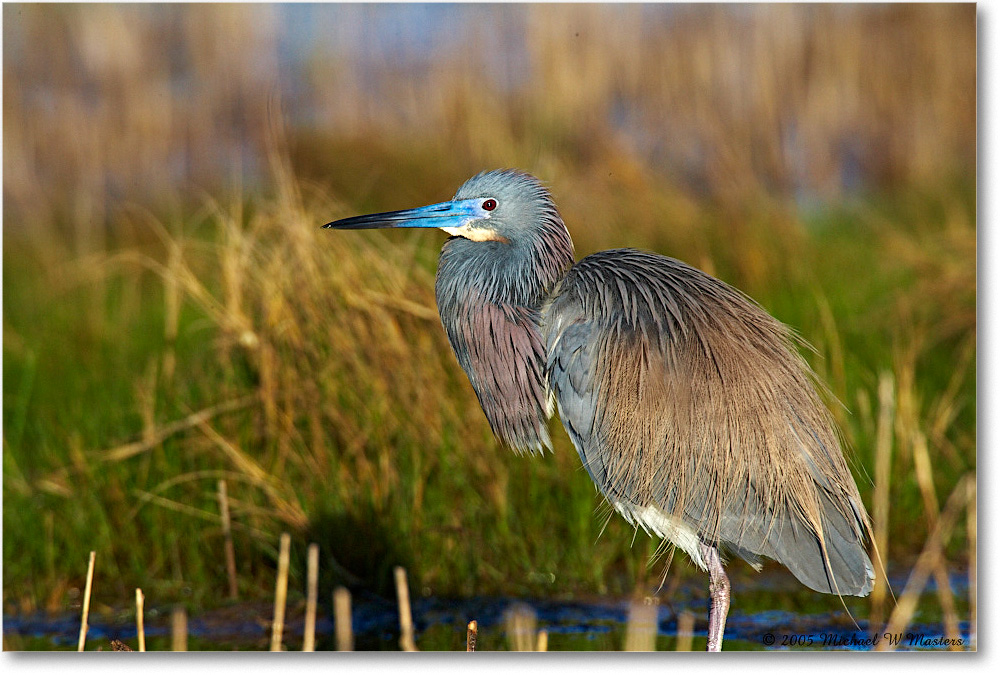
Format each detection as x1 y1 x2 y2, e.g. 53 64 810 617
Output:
324 169 874 651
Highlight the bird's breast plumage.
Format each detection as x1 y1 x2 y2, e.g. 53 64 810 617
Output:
434 237 555 454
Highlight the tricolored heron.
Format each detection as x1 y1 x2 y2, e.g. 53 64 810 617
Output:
324 170 874 651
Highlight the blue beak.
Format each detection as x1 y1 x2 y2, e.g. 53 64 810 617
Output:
323 198 485 231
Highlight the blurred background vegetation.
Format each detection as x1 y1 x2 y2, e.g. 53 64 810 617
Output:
3 1 975 640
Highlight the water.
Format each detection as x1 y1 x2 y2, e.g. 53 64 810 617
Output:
3 570 973 651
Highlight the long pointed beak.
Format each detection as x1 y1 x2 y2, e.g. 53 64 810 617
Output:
322 199 485 231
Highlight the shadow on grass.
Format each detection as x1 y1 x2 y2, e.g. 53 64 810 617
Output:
303 504 414 601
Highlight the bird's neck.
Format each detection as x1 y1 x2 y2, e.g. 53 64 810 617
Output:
438 223 575 309
434 227 574 453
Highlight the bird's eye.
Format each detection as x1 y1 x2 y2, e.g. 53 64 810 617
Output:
482 199 497 211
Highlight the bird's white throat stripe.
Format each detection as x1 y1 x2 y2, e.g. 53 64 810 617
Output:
614 501 707 570
441 225 508 243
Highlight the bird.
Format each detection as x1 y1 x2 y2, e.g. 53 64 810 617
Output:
323 169 875 651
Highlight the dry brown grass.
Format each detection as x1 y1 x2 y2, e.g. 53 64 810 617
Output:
874 473 974 651
4 5 975 239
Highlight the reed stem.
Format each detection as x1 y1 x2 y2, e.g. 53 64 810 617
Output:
394 566 417 651
217 479 239 600
504 603 537 652
135 588 146 652
466 619 477 652
870 372 894 627
171 606 187 651
334 586 354 651
77 551 96 652
270 532 291 651
624 597 657 652
676 611 694 652
303 543 319 651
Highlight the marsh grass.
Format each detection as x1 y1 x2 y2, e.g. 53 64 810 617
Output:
3 3 974 644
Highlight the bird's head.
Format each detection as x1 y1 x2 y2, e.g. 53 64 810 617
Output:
323 169 567 247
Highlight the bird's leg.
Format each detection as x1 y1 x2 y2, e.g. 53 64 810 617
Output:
699 542 730 652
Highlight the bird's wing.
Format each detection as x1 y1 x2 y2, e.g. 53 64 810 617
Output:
543 249 873 595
